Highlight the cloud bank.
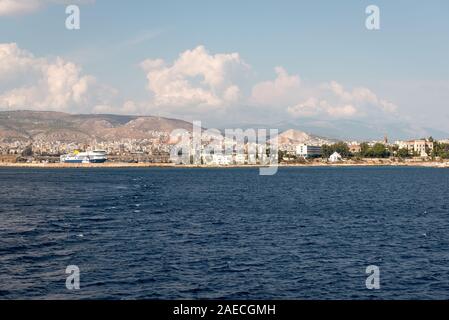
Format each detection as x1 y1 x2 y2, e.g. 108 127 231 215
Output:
141 45 248 111
0 43 399 127
251 67 397 120
0 43 113 113
139 46 397 123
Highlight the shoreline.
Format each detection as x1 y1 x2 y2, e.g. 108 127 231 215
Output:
0 161 448 169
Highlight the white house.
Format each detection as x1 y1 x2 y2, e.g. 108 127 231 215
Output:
329 152 342 162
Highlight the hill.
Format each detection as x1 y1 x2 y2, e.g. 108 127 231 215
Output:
273 129 335 146
0 110 192 143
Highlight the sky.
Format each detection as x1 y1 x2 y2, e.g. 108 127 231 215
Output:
0 0 448 138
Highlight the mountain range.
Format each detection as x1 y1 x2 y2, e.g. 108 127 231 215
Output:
220 118 449 141
273 129 336 145
0 110 192 143
1 110 447 145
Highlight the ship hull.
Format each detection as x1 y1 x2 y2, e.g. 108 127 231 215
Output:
89 159 107 163
62 159 107 163
60 150 108 164
61 159 107 163
62 159 83 163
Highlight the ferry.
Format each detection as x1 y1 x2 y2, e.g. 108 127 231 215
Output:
60 150 108 164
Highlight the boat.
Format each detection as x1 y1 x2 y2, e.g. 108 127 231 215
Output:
60 150 108 163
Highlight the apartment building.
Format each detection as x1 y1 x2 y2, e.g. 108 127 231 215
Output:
296 144 322 158
397 139 434 156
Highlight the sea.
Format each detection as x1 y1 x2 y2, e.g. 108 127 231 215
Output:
1 166 449 299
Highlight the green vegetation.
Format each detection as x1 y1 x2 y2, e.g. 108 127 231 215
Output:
372 143 391 158
432 142 449 159
358 142 390 158
396 148 411 158
321 142 351 158
322 141 392 159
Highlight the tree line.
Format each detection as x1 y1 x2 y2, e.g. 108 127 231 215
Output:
321 142 391 158
322 139 449 159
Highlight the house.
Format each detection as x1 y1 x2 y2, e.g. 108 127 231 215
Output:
329 152 342 162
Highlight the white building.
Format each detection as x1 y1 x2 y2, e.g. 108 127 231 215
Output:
396 139 434 157
211 154 232 165
234 153 246 164
329 152 342 162
296 144 322 158
248 153 257 164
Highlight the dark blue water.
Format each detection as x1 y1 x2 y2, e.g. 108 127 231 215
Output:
1 167 449 299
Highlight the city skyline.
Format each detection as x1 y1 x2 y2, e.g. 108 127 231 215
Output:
0 0 448 139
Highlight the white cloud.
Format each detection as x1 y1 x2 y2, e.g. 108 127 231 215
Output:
141 45 248 110
0 41 42 79
327 81 396 112
0 0 94 16
0 0 40 16
250 66 300 106
0 43 400 125
287 98 357 118
0 43 110 112
287 98 321 118
252 67 397 120
326 104 357 117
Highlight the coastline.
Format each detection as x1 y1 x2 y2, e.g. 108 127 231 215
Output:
0 161 448 169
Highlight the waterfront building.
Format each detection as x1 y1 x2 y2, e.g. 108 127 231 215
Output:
296 144 322 158
329 152 342 162
234 153 246 164
397 139 434 157
211 154 232 166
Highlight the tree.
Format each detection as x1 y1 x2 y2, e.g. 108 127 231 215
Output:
390 145 399 153
371 143 390 158
432 142 449 159
360 142 371 157
21 145 33 157
397 148 410 158
278 150 290 162
321 142 352 158
321 144 333 158
333 142 351 157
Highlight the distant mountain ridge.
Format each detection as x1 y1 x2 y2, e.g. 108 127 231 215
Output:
0 110 193 143
274 129 336 145
220 118 449 141
4 110 440 145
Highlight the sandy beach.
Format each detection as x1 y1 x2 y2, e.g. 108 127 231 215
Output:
1 161 448 169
